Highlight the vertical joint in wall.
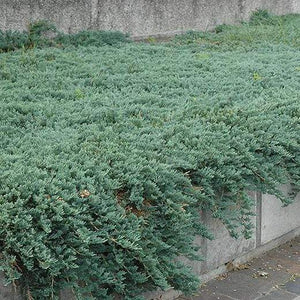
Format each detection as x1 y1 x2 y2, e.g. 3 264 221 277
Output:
238 0 246 20
201 210 209 273
90 0 99 29
256 191 262 247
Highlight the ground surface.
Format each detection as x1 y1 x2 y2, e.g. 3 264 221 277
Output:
178 237 300 300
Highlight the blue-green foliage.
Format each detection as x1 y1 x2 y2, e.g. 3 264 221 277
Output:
0 30 30 52
0 20 130 53
174 13 300 49
55 30 130 47
0 20 57 52
0 13 299 299
249 9 277 25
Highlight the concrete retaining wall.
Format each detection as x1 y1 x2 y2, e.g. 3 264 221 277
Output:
261 185 300 244
149 186 300 300
1 186 299 299
203 186 300 271
0 0 300 38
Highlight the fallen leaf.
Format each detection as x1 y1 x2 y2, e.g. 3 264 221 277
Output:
80 189 91 198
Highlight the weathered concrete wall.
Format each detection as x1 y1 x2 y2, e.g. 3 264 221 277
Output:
145 186 300 300
0 0 93 33
0 0 299 38
261 185 300 244
179 191 258 277
201 186 299 275
203 209 256 273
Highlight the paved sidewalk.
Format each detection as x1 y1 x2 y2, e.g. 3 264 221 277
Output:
179 237 300 300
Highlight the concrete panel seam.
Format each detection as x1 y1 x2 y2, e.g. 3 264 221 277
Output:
256 191 262 247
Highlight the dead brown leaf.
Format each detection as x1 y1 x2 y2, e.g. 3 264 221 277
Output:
80 189 91 198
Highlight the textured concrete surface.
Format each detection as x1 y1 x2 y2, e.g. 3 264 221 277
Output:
261 186 300 244
0 0 93 33
0 272 22 300
203 211 256 273
181 192 257 276
178 237 300 300
0 0 299 38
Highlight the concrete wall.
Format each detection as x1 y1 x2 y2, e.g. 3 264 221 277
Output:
261 185 300 244
0 0 299 38
146 186 300 300
1 187 299 299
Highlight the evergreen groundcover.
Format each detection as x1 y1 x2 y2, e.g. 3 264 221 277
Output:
0 11 300 300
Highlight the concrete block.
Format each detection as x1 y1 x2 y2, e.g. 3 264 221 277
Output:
203 216 256 273
201 192 257 273
261 185 300 244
